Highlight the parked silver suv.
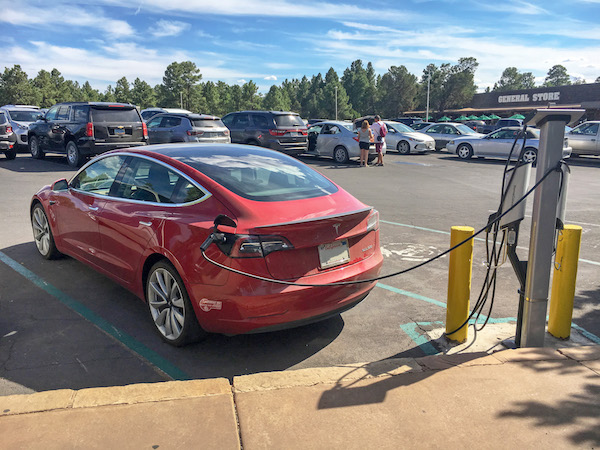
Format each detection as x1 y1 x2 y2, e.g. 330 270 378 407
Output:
0 104 42 150
146 113 230 144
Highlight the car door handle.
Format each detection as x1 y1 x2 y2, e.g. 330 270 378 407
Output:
88 206 99 211
49 200 56 205
139 221 152 226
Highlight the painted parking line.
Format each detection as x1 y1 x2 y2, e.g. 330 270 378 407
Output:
381 219 600 266
0 251 190 381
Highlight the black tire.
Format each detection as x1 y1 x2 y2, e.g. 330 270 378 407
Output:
5 149 16 160
333 146 349 164
367 154 376 163
522 147 537 166
29 135 44 159
31 203 62 260
456 143 473 160
66 141 84 167
146 260 205 346
397 140 411 155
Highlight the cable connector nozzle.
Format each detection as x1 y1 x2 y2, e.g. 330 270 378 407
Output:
200 232 226 251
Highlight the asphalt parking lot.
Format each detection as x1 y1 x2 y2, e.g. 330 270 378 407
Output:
1 150 599 395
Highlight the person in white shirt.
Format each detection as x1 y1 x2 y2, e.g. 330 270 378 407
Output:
371 115 387 166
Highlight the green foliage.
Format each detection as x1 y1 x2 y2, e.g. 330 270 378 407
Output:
130 78 156 109
544 65 571 87
114 77 131 103
0 65 37 106
493 67 536 91
377 65 417 117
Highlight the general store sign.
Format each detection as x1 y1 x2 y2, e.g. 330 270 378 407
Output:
498 92 560 103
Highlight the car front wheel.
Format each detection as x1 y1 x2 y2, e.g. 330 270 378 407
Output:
457 143 473 160
66 141 84 167
522 148 537 165
333 146 349 164
146 261 205 346
397 140 411 155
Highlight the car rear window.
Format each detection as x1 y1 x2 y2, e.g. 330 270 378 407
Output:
273 114 304 127
178 147 338 202
0 112 5 123
91 107 141 123
7 110 40 122
190 119 224 128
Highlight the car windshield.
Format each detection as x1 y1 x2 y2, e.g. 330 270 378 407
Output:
388 122 413 133
8 110 40 122
178 147 338 202
340 123 353 131
273 114 304 127
456 124 479 134
91 107 141 122
190 119 224 128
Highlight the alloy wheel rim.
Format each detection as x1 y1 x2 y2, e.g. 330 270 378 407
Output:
148 268 186 340
32 208 50 255
399 142 409 153
458 147 469 158
524 150 536 163
67 144 76 164
31 139 38 156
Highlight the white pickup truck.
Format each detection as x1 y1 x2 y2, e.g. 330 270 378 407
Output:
567 121 600 156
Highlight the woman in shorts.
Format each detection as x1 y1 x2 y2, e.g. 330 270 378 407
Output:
358 120 373 167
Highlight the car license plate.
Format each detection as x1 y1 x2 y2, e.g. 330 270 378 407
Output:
318 239 350 269
114 128 125 136
290 132 299 137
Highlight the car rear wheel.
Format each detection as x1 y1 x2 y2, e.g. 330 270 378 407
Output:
5 149 16 160
31 203 62 260
333 146 349 164
522 147 537 165
146 261 205 346
29 136 44 159
397 140 411 155
457 143 473 160
66 141 84 167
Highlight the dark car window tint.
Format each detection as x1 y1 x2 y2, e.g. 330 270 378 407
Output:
45 106 60 121
190 118 223 128
171 181 206 203
252 115 270 129
0 112 5 123
162 116 181 128
72 106 89 122
56 106 71 121
273 114 304 127
115 158 179 203
71 155 126 195
221 114 233 127
232 114 250 128
146 116 162 128
179 147 338 202
91 108 140 122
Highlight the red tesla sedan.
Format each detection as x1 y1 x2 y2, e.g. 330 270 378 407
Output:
31 144 383 345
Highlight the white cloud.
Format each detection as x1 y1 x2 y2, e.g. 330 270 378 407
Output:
150 20 191 38
237 79 247 84
0 4 134 37
264 75 277 81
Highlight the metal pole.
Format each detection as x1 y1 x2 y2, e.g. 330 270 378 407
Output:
335 86 338 121
426 72 430 122
520 115 569 347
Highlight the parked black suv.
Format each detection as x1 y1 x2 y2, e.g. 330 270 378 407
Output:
0 111 17 159
221 111 308 155
28 102 148 167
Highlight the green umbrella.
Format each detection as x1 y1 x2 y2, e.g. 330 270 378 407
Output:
467 115 479 120
455 115 469 121
438 116 451 122
489 114 501 120
510 114 525 120
479 114 491 120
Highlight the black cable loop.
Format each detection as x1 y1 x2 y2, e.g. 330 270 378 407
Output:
201 160 564 289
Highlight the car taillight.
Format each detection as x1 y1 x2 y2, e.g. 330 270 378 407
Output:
6 126 12 133
367 209 379 232
269 129 287 137
142 122 148 139
187 130 205 136
300 129 308 136
223 129 230 136
86 122 94 137
353 137 359 142
217 234 293 258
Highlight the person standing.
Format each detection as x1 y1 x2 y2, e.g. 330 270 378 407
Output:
357 120 373 167
371 115 387 166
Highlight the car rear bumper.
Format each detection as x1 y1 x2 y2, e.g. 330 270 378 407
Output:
189 252 383 335
77 139 148 155
0 140 14 150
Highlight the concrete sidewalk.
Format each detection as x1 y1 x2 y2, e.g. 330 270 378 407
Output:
1 345 598 449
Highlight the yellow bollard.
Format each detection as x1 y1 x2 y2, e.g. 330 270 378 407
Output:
548 225 582 339
445 226 474 343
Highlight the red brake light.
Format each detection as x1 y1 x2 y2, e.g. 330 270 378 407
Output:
142 122 148 139
86 122 94 137
269 129 287 137
353 137 359 142
300 129 308 136
6 126 12 133
187 130 204 136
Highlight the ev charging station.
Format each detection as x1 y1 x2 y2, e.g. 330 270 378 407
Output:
502 109 585 348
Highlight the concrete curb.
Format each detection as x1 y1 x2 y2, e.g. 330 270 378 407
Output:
1 346 598 417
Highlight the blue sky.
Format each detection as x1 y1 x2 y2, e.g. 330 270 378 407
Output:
1 0 599 93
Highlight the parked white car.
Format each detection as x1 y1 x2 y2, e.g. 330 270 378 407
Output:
566 121 600 156
384 121 436 154
420 122 484 151
307 121 382 164
446 127 571 164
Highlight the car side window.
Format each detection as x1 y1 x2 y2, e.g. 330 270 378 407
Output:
72 106 88 122
146 116 162 128
56 106 71 121
114 158 182 203
45 106 60 121
221 114 233 127
309 125 323 134
427 125 442 133
163 116 182 128
70 155 126 196
574 123 599 135
232 114 250 128
252 115 269 129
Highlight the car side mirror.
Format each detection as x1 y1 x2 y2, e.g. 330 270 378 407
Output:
52 179 69 191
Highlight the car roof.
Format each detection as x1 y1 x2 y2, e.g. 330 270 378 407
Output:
231 110 300 115
1 104 40 110
52 101 136 107
310 121 351 127
152 112 221 120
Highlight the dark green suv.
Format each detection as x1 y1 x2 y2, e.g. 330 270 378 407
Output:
28 102 148 167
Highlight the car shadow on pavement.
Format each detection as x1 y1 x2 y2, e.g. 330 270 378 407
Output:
0 154 76 173
0 242 343 393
